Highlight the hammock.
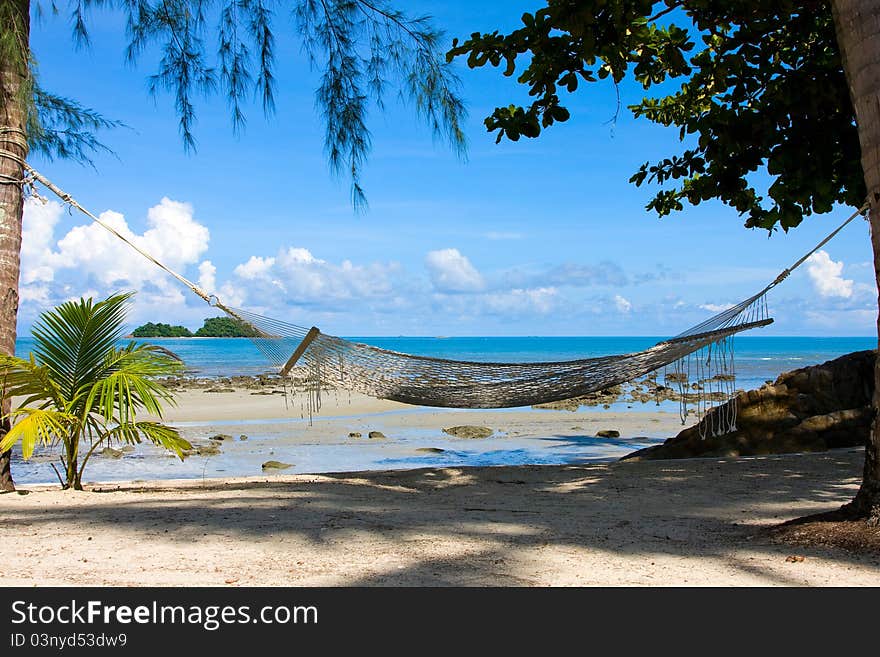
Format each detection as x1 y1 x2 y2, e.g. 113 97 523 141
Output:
221 298 771 411
22 165 867 433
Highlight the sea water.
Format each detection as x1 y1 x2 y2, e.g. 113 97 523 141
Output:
9 335 875 484
16 335 875 390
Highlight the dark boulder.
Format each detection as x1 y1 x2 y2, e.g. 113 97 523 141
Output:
623 350 874 461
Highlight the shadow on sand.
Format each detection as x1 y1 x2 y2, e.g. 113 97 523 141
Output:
3 448 878 585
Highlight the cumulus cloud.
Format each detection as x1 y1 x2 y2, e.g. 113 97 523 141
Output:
234 255 276 280
24 197 210 291
484 287 558 315
19 197 211 325
227 246 399 306
197 260 217 293
699 302 735 313
197 259 246 308
19 195 403 329
614 295 632 313
20 199 62 285
425 248 485 293
806 250 853 298
50 198 209 288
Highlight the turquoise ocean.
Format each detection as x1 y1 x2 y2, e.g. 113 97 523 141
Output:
9 335 875 485
17 334 875 390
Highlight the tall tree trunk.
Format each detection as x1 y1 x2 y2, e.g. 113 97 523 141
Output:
0 0 30 493
832 0 880 523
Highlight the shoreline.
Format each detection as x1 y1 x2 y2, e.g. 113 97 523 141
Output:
10 402 687 486
10 376 695 486
3 448 877 586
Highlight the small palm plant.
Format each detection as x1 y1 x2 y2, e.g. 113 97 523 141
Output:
0 292 191 490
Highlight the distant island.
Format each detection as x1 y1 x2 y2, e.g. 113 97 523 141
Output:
132 316 261 338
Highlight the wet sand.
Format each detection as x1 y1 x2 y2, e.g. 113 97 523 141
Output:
11 388 691 484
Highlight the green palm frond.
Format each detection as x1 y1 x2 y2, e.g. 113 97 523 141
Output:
103 421 191 460
0 353 66 410
0 408 76 459
31 292 134 400
84 344 182 423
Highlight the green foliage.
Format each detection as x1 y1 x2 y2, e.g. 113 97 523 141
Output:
0 293 189 490
294 0 467 207
24 0 467 206
194 316 260 337
27 82 124 166
448 0 864 231
1 3 119 165
132 322 193 338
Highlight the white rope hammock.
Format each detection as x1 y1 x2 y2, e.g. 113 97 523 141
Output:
18 163 869 434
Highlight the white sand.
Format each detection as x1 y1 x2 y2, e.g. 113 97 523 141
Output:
5 387 878 586
2 448 878 586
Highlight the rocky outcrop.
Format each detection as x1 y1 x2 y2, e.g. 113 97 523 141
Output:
261 460 293 471
442 426 494 439
533 386 624 411
623 350 874 461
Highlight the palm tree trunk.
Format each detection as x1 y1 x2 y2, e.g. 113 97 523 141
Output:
0 0 30 493
62 428 80 489
65 449 79 490
832 0 880 523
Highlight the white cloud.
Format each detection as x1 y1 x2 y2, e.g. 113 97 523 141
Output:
198 260 246 308
142 199 210 271
234 255 276 280
806 250 853 298
197 260 216 293
20 199 62 284
47 197 209 289
425 248 485 293
19 196 211 325
227 247 399 305
484 287 558 315
614 295 632 313
19 284 50 305
699 302 735 313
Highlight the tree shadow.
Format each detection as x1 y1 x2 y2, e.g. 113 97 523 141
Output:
3 449 878 586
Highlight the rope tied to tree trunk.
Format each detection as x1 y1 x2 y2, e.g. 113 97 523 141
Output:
0 129 31 186
0 146 28 185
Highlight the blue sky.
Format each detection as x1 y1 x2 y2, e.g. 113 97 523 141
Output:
18 1 877 337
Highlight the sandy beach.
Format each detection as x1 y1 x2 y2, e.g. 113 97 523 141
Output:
2 448 878 586
4 383 879 586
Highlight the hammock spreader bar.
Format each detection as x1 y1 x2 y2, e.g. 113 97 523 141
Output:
281 326 320 376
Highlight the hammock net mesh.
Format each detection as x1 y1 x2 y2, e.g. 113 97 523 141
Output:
216 289 773 430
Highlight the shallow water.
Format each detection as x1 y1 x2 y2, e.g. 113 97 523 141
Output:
10 410 669 486
10 334 872 485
